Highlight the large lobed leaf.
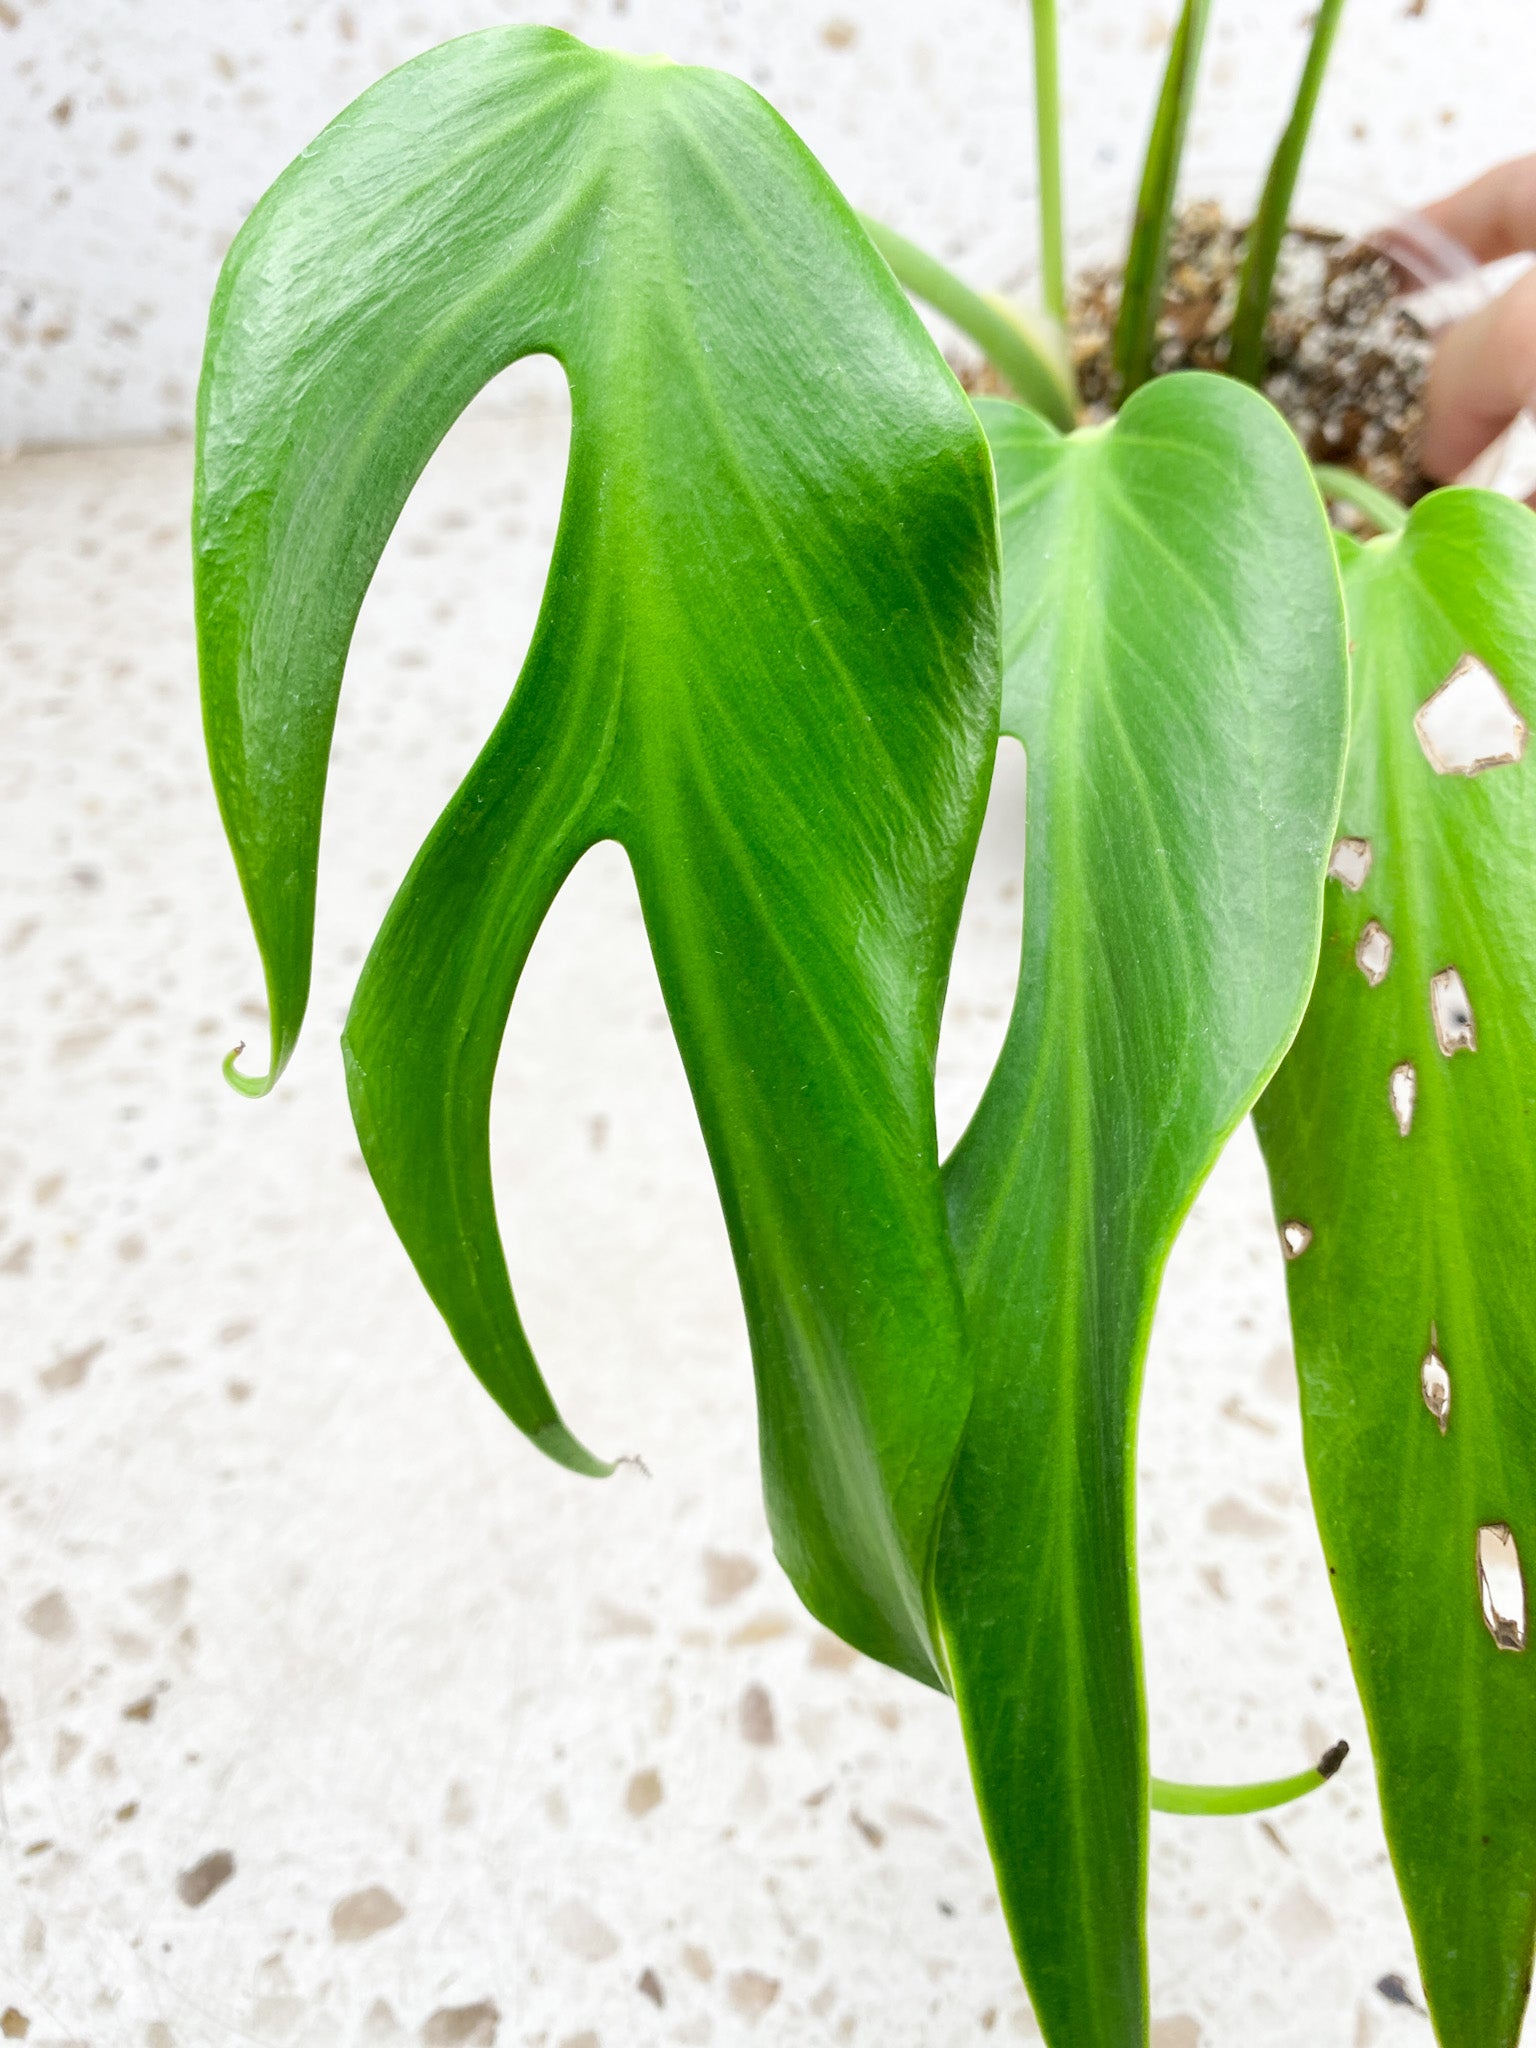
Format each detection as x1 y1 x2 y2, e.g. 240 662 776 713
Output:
938 382 1348 2046
1256 491 1536 2047
193 26 1000 1686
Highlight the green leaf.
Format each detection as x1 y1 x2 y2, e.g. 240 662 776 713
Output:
936 380 1348 2046
1255 489 1536 2048
193 26 1000 1686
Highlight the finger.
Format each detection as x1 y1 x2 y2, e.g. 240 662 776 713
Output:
1420 154 1536 266
1421 266 1536 480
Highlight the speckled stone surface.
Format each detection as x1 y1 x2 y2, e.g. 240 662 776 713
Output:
5 3 1536 2043
0 395 1488 2048
5 0 1536 449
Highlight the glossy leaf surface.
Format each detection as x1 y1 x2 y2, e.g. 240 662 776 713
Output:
937 382 1348 2045
194 27 1000 1685
1256 491 1536 2047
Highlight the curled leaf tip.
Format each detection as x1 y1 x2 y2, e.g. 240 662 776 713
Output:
221 1026 291 1098
222 1041 275 1098
1150 1742 1351 1815
533 1419 616 1481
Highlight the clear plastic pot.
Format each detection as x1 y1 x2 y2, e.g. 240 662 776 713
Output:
1057 172 1536 501
1372 210 1536 499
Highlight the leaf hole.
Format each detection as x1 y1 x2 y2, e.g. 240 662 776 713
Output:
1355 920 1392 986
1414 653 1527 776
1280 1220 1313 1261
337 356 573 932
936 739 1026 1157
1429 967 1477 1057
489 841 738 1455
1388 1061 1416 1137
1477 1524 1527 1651
1419 1330 1449 1433
1327 836 1372 891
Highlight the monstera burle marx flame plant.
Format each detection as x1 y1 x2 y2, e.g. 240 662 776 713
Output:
194 3 1536 2042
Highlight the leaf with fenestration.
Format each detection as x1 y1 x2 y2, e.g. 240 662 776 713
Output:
194 27 999 1686
1256 489 1536 2048
938 382 1348 2047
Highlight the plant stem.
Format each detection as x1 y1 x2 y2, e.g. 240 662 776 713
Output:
1112 0 1212 399
1314 463 1409 534
1228 0 1349 384
858 214 1076 432
1152 1740 1349 1817
1030 0 1068 330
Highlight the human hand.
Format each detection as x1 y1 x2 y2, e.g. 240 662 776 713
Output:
1417 153 1536 484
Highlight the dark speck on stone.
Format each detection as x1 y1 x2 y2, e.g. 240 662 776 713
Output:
1376 1973 1424 2012
420 2001 499 2046
176 1849 235 1907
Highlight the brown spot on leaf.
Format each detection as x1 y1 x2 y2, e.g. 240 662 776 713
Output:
122 1694 156 1723
637 1968 664 2006
1280 1220 1312 1261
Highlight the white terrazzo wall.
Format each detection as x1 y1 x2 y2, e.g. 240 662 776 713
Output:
3 3 1536 2046
2 0 1535 449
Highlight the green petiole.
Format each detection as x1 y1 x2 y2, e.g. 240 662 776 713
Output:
859 213 1076 432
1113 0 1212 398
1152 1740 1349 1816
1228 0 1350 385
1314 463 1409 534
1029 0 1068 332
